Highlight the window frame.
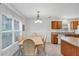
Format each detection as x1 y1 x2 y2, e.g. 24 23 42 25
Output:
13 18 22 42
1 13 22 50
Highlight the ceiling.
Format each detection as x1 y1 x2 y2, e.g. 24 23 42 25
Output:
9 3 79 19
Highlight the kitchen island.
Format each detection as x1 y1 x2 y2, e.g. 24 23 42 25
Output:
60 36 79 56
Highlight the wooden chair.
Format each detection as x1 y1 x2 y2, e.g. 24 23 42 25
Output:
18 35 25 55
43 35 47 50
22 39 37 56
42 35 47 54
18 35 25 42
37 35 47 55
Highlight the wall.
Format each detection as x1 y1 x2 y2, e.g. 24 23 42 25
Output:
0 4 26 56
25 18 51 42
26 18 73 42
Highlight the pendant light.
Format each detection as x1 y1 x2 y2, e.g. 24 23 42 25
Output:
34 11 43 23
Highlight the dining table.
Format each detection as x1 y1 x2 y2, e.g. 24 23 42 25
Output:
19 35 44 47
18 35 45 55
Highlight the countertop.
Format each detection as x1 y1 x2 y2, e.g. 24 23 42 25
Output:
58 35 79 47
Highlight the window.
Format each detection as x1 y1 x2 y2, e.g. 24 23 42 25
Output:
14 20 19 30
14 20 20 42
2 15 22 49
14 31 20 42
2 32 12 49
2 15 12 49
62 20 69 31
2 15 12 31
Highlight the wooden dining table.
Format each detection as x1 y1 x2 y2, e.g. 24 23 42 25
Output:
19 36 44 47
18 35 46 55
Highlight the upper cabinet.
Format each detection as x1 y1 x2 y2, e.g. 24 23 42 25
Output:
51 21 62 29
70 20 79 29
51 19 79 30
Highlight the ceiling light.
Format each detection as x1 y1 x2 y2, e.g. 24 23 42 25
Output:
34 11 43 23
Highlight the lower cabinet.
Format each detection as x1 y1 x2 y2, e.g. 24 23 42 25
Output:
76 47 79 56
51 33 58 44
61 40 77 56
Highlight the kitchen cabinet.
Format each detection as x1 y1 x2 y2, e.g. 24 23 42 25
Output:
51 32 58 44
70 20 79 29
76 47 79 56
51 21 62 29
61 40 76 56
61 40 79 56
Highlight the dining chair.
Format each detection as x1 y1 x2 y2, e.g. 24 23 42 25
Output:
30 33 42 37
18 35 25 55
43 35 47 52
30 32 38 37
22 39 37 56
43 35 47 55
18 35 25 42
37 35 47 55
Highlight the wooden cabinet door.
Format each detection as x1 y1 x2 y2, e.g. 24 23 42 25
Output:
73 21 78 29
76 47 79 56
51 33 58 44
61 40 76 56
51 21 62 29
70 21 78 29
51 21 58 29
57 21 62 29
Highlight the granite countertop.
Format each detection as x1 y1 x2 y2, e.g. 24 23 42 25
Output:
58 36 79 47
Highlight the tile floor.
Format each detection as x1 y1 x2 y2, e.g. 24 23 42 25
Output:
45 43 62 56
20 43 62 56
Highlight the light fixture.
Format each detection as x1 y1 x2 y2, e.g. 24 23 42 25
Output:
34 11 43 23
